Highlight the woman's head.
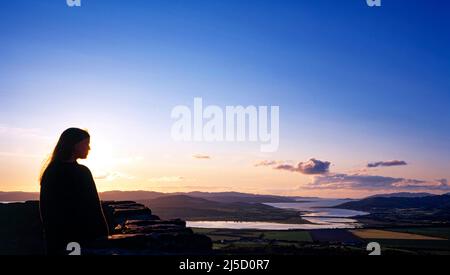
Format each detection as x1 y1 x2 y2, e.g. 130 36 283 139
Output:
40 128 90 184
51 128 91 162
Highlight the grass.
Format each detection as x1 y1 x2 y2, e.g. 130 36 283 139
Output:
386 227 450 240
350 229 446 240
192 228 264 238
208 235 242 242
192 228 313 243
196 227 450 255
365 239 450 253
262 231 312 242
192 228 314 255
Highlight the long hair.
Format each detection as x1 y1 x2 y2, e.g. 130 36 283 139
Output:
40 128 90 183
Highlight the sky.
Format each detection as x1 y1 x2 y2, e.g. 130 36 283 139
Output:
0 0 449 198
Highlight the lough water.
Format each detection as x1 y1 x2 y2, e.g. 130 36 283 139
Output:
188 199 369 230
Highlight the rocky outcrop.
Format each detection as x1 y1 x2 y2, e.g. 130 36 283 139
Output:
0 200 212 255
0 201 45 255
87 201 212 255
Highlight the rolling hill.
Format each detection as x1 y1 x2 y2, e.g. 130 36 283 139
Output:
336 194 450 226
0 192 39 202
337 194 450 211
0 190 297 204
139 195 307 224
100 190 165 201
182 191 296 203
365 192 435 199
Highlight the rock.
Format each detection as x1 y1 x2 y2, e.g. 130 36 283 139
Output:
124 219 186 227
0 200 212 255
103 201 139 206
0 201 45 255
101 232 212 253
113 208 160 225
156 233 213 253
95 201 213 255
105 233 152 249
124 224 193 235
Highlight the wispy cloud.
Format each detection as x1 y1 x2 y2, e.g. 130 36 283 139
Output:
0 151 42 159
254 160 283 167
193 154 211 160
94 171 135 181
0 124 50 140
147 176 185 183
367 160 408 168
148 185 235 192
114 156 144 165
0 125 51 160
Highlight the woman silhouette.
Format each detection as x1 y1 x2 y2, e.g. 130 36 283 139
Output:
39 128 109 255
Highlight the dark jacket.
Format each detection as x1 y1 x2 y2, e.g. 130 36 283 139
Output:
40 162 109 254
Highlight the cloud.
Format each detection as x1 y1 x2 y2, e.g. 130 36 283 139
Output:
274 158 331 175
274 164 297 172
94 171 135 181
367 160 407 168
297 159 331 174
254 160 279 167
193 154 211 159
147 176 185 183
0 125 50 140
149 185 236 191
0 151 42 159
0 125 51 160
302 173 449 191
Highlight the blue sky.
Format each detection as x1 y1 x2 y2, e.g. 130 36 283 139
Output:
0 0 449 196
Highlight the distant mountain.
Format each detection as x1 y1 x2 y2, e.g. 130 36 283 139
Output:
0 190 297 203
101 190 297 203
336 194 450 211
0 192 39 202
139 195 306 223
366 192 435 199
290 196 322 201
100 190 166 201
0 191 166 202
182 191 297 203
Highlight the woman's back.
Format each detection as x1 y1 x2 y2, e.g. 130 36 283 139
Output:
40 162 109 254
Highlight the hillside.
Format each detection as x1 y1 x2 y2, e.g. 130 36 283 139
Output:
365 192 435 199
182 191 296 203
337 194 450 211
336 194 450 226
139 195 308 224
0 190 296 204
100 190 166 201
0 192 39 202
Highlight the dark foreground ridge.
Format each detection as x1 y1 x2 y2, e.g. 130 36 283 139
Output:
0 201 212 255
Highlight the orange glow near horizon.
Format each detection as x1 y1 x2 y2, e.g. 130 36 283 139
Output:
0 126 449 199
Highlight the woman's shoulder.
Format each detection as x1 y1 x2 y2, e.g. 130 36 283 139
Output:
42 162 59 176
76 163 92 174
45 162 92 175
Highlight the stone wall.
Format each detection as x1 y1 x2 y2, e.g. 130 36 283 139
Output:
0 201 212 255
88 201 212 255
0 201 45 255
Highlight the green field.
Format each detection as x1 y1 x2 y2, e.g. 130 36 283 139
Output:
192 228 264 238
386 227 450 240
192 228 319 254
192 228 312 243
262 231 312 242
192 227 450 255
